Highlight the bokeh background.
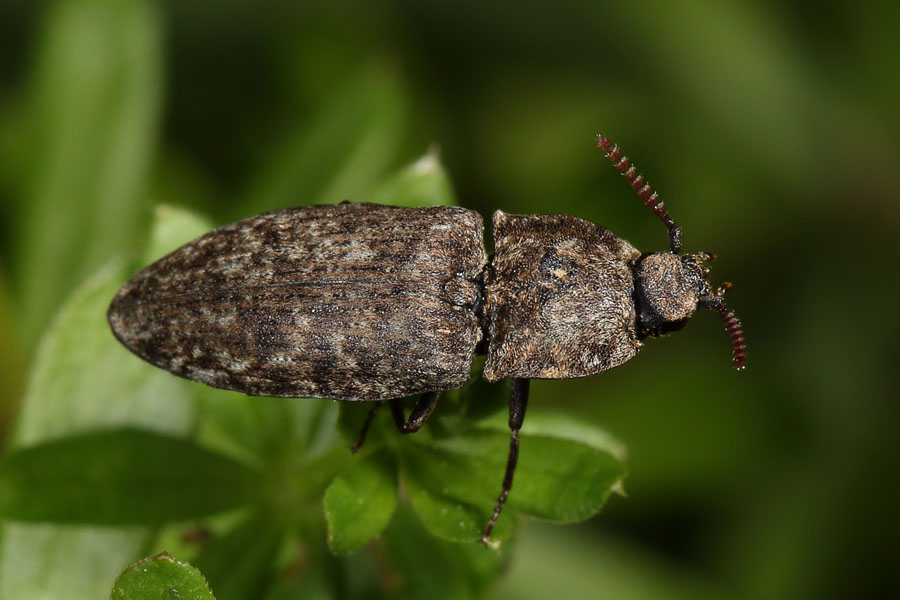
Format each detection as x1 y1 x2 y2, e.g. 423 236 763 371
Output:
1 0 898 598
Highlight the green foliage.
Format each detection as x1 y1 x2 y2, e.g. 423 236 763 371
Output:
11 207 213 448
3 0 896 598
369 149 456 208
0 428 261 524
111 552 216 600
0 204 214 600
377 506 506 600
325 449 398 554
11 0 162 346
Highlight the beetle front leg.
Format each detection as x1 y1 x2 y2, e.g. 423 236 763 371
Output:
389 391 440 433
482 378 530 545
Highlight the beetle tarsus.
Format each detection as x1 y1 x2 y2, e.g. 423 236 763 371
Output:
389 391 441 434
482 378 530 545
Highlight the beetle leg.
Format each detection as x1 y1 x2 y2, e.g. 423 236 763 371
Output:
389 391 441 433
482 378 530 545
349 401 384 453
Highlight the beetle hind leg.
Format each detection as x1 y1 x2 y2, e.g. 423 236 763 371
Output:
389 391 440 433
482 378 530 545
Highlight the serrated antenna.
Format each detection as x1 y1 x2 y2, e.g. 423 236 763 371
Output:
597 134 682 253
700 283 747 370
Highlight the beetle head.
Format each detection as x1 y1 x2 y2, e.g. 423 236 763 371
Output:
598 134 746 369
634 251 705 338
633 251 746 369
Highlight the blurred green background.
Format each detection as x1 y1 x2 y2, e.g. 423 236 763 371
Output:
0 0 898 598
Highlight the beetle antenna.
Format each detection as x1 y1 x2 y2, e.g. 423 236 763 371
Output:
699 283 746 369
597 134 682 254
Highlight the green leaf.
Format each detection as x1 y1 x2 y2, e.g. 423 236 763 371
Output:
12 206 214 448
13 0 163 345
195 391 342 469
399 436 515 544
335 392 625 547
0 428 261 524
12 261 193 445
380 505 507 600
369 149 456 207
324 450 398 554
0 526 151 600
191 515 284 600
502 433 625 521
462 413 627 522
398 412 626 545
111 552 216 600
0 270 25 431
509 411 628 461
141 205 216 266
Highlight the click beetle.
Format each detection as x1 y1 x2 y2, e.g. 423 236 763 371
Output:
108 135 746 544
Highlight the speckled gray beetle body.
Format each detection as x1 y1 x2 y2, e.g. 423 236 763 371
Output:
108 135 746 544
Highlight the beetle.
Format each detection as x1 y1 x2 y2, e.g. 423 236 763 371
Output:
108 135 745 544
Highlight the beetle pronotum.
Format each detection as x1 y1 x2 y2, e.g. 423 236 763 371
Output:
108 135 745 544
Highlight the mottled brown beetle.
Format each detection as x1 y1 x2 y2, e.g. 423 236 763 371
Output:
108 135 746 544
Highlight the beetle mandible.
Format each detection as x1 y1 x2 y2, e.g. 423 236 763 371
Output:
108 135 746 544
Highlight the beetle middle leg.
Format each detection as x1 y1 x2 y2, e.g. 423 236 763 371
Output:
389 391 440 433
482 378 530 545
351 392 441 453
350 401 385 453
